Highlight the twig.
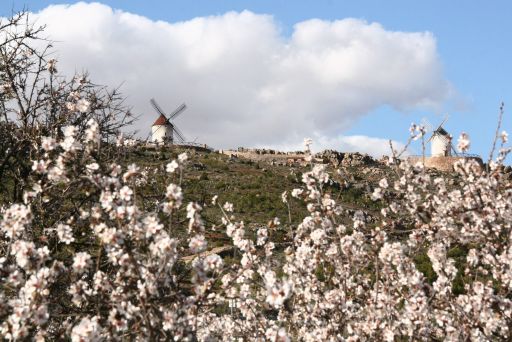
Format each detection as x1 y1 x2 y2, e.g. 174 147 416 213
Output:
487 102 505 171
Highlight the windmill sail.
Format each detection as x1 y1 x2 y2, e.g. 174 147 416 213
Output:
150 98 167 117
169 103 187 119
172 125 186 143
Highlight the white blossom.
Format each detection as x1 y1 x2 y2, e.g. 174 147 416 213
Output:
457 132 471 152
223 202 234 212
71 316 102 342
166 160 179 173
86 162 100 172
56 223 74 244
203 254 223 272
178 153 188 162
118 185 133 202
76 98 91 113
501 130 508 143
189 234 207 254
291 188 304 198
72 252 92 274
85 119 100 143
62 125 77 138
41 136 57 151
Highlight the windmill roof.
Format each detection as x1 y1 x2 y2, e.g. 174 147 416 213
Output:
152 114 169 126
434 127 449 136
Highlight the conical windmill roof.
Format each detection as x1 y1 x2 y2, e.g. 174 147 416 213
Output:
152 114 169 126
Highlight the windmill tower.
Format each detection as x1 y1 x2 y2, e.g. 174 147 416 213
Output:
150 98 187 144
427 117 454 157
151 114 172 143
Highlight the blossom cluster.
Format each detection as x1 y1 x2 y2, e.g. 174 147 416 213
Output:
1 118 512 341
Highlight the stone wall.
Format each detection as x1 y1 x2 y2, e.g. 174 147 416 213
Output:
407 156 483 172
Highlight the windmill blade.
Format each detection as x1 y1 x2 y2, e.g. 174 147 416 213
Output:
169 103 187 120
434 114 449 133
421 118 435 142
451 145 459 156
172 125 186 143
427 115 450 142
426 133 435 143
150 98 168 118
420 117 434 133
144 131 152 141
173 125 186 143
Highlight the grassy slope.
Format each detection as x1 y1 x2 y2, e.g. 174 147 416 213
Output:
119 146 393 247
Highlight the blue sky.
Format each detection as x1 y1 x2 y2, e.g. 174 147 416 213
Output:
1 1 511 157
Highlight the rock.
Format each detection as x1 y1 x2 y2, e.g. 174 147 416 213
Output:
313 150 376 167
192 162 206 171
353 183 366 190
314 150 343 167
341 152 376 167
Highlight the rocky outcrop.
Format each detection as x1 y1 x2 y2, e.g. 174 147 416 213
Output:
314 150 376 167
314 150 344 166
340 152 375 167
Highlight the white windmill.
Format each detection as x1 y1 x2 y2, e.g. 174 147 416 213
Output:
150 98 187 144
425 116 455 157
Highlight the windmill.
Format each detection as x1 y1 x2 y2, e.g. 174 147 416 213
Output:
150 98 187 144
425 115 457 157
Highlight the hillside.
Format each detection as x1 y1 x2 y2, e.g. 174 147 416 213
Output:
118 145 396 247
120 145 482 291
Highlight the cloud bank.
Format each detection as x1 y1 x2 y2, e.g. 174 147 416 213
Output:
28 2 451 155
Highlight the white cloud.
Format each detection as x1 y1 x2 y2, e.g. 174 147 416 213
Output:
263 135 407 158
28 2 452 153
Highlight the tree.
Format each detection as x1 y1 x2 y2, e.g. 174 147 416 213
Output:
0 10 133 203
